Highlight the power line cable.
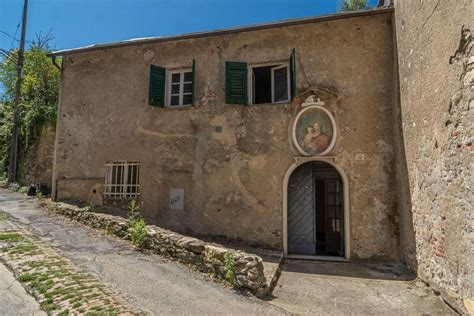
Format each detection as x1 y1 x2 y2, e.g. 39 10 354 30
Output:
10 11 23 50
0 30 19 41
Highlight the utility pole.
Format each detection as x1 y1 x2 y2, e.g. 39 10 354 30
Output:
7 0 28 183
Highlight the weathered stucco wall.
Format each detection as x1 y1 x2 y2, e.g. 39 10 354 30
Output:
19 124 56 189
53 12 399 259
394 0 473 312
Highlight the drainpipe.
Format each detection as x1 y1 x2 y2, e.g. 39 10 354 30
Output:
50 55 63 201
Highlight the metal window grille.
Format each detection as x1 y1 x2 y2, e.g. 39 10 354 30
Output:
103 161 140 199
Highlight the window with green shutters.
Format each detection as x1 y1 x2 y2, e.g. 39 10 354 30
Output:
149 61 196 107
225 50 297 105
168 69 193 106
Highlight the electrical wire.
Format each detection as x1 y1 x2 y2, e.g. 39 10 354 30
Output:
10 11 23 50
0 30 19 42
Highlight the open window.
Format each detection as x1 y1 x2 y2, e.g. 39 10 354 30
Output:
226 49 296 105
251 64 290 104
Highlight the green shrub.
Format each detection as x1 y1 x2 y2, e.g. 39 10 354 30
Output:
18 186 28 194
8 182 20 191
130 218 147 248
18 273 33 282
224 251 236 286
0 46 60 170
127 199 139 221
127 200 147 249
339 0 371 11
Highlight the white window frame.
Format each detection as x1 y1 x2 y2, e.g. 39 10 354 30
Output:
271 65 291 104
248 61 291 105
166 68 192 107
103 161 140 199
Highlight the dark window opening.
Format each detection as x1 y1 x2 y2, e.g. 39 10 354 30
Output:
253 66 272 104
252 64 289 104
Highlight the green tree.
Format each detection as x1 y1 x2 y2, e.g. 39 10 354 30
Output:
339 0 371 11
0 43 60 175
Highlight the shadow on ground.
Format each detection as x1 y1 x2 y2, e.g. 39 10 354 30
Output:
282 259 415 281
266 259 454 315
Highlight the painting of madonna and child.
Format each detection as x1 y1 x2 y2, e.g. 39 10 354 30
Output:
295 107 334 156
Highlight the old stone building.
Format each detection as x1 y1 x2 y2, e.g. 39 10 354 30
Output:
50 9 398 260
48 1 472 313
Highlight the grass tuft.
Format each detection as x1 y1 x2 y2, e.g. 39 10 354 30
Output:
0 232 22 242
18 273 33 282
0 213 12 221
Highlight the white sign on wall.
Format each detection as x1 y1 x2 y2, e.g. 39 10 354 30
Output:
170 188 184 210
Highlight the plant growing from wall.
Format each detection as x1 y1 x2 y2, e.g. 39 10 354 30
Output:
224 251 236 286
131 217 147 249
127 200 147 249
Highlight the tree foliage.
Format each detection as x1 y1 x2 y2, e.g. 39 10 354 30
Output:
0 44 60 174
339 0 371 11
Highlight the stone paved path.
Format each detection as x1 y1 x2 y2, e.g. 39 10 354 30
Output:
0 219 139 314
0 188 287 315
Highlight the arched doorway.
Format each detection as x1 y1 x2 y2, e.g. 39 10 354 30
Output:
284 160 349 259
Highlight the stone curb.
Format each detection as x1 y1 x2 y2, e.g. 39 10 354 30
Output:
37 199 269 297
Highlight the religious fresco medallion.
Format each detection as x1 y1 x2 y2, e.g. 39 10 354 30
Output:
292 96 337 156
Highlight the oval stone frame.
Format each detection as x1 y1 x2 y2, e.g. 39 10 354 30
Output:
292 104 337 157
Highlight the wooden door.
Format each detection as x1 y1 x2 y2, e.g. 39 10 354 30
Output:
287 163 316 255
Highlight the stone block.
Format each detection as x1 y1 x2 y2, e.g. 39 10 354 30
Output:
177 237 205 254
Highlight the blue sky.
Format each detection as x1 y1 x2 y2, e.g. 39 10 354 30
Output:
1 0 378 52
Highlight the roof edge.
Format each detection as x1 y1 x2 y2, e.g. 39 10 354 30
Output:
48 7 393 57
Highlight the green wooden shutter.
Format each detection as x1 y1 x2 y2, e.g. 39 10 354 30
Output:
191 59 196 104
149 65 166 107
290 49 296 100
226 61 248 105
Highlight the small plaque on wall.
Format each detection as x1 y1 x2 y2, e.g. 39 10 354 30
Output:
170 188 184 210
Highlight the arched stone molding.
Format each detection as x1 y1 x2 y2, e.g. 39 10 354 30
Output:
282 156 351 260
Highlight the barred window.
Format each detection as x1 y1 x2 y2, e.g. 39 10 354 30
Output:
103 161 140 199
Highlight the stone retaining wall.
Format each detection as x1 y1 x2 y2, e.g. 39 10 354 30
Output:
38 199 268 297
